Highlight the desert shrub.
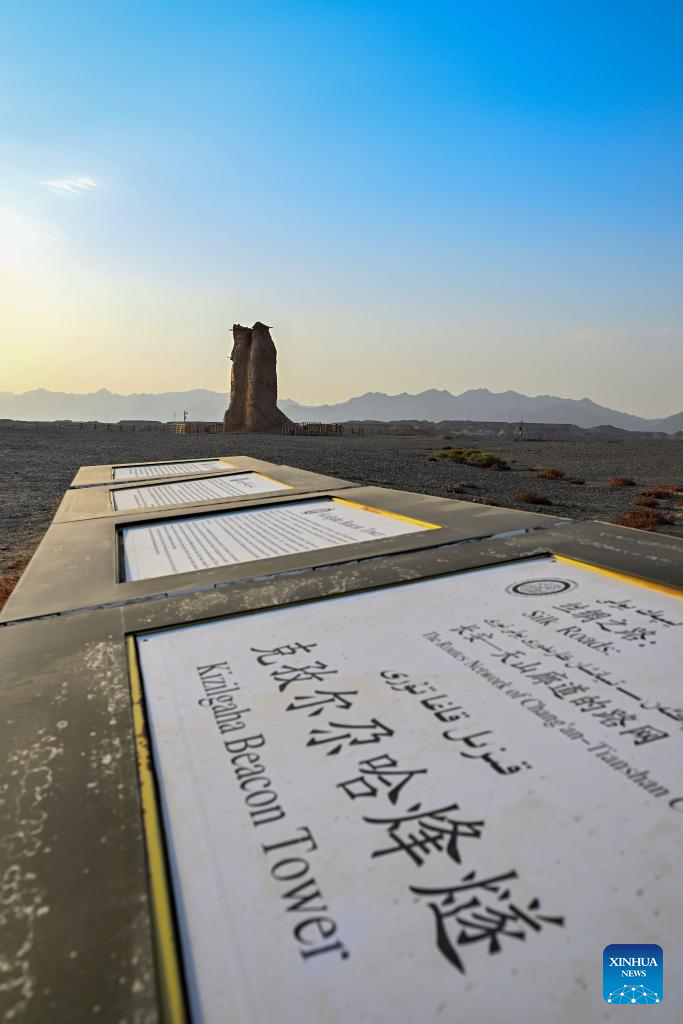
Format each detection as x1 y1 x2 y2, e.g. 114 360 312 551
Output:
440 482 465 494
447 448 477 461
516 490 553 506
611 476 636 488
569 478 585 485
452 449 510 470
537 467 565 480
634 497 658 508
466 451 510 470
428 448 510 471
615 507 673 531
641 486 681 498
0 562 21 611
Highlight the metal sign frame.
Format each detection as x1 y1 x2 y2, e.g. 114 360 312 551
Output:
70 455 279 488
1 523 681 1022
55 463 354 524
1 486 567 624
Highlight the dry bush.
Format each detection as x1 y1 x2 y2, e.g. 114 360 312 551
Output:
569 478 586 485
430 448 510 471
641 485 681 498
440 482 466 494
615 507 673 531
537 467 565 480
611 476 636 488
516 490 553 506
0 562 22 611
634 497 658 508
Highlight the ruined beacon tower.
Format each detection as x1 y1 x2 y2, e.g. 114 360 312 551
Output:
223 322 292 433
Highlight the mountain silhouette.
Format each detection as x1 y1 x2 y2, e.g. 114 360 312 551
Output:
1 387 681 433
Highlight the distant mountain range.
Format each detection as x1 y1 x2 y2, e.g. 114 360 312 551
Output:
1 387 682 433
281 389 683 433
0 388 226 424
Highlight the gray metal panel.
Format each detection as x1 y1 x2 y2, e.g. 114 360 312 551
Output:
0 603 161 1024
544 518 683 590
1 487 566 624
116 519 683 636
55 464 355 523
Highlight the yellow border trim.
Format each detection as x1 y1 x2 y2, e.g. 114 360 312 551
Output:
127 637 188 1024
332 496 441 530
555 555 683 600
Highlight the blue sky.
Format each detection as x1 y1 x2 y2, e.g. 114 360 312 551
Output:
1 1 681 415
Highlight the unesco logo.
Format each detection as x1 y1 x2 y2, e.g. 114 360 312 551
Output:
603 944 663 1005
506 578 576 597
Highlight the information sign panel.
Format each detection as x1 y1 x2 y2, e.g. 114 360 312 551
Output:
136 556 682 1023
112 472 291 511
122 498 437 581
113 459 234 480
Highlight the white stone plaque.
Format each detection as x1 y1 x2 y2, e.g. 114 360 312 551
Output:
121 498 435 581
112 472 290 511
113 459 234 480
136 556 682 1023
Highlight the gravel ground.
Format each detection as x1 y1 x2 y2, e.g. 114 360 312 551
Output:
1 425 682 579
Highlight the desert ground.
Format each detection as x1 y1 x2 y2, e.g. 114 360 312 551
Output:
1 424 682 601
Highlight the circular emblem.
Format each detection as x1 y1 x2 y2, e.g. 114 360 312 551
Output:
507 578 576 597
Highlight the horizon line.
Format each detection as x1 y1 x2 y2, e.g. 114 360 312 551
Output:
1 385 681 421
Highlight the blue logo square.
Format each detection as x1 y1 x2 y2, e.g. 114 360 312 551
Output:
604 944 663 1004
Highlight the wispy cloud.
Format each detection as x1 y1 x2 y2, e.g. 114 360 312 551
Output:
40 177 99 197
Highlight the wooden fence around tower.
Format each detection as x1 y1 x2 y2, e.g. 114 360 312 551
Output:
176 420 350 435
281 422 345 435
175 422 225 434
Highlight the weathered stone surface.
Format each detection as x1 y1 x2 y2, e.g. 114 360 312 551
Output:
223 325 251 431
223 322 292 433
